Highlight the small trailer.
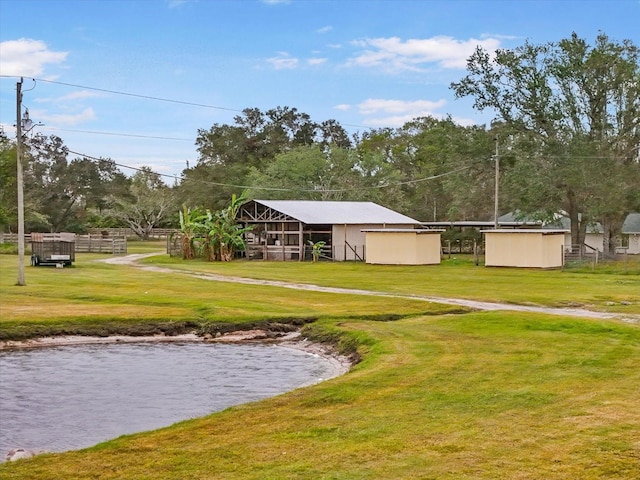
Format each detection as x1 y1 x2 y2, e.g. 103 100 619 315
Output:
30 232 76 267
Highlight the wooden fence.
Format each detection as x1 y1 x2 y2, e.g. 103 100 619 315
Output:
1 233 127 254
87 228 177 238
76 235 127 254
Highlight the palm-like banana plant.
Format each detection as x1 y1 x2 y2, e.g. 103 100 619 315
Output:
179 205 205 260
202 193 253 261
308 240 326 262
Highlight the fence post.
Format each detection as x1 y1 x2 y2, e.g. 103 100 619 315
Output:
473 239 478 266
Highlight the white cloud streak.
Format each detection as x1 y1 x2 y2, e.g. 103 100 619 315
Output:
266 52 299 69
307 57 328 66
167 0 188 8
0 38 68 77
41 108 96 126
355 98 449 127
35 90 102 103
348 35 501 71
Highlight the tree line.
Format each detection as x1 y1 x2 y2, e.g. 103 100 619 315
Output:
1 32 638 258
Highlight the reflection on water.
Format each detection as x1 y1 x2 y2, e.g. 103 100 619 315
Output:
0 342 337 455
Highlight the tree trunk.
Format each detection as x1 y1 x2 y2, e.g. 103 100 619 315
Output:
601 214 625 259
566 194 583 252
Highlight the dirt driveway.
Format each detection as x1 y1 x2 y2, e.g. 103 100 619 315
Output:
101 253 640 325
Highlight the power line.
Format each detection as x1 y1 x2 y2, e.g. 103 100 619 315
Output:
0 76 244 113
0 74 373 129
66 148 480 193
42 126 193 142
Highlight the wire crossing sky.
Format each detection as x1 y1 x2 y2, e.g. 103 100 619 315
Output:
1 0 637 177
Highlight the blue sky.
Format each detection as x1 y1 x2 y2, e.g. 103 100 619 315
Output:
1 0 638 179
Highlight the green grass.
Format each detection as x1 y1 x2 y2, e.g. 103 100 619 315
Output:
0 251 458 340
2 313 639 479
143 253 640 315
1 250 639 478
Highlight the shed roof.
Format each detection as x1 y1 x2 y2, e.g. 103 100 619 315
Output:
362 228 444 233
253 200 420 225
481 229 568 234
622 213 640 234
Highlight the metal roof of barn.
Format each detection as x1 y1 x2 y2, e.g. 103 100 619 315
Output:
622 213 640 234
251 200 420 225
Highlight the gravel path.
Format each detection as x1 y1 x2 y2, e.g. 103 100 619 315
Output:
101 253 640 324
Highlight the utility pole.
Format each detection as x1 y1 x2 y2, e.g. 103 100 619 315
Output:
16 78 26 286
493 137 499 229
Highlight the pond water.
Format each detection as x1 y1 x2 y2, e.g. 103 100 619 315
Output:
0 341 340 457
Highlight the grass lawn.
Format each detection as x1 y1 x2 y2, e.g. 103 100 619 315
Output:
0 249 455 341
142 251 640 315
1 312 639 479
1 245 639 478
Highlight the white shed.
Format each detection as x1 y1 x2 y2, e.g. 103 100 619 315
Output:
482 229 568 268
363 229 443 265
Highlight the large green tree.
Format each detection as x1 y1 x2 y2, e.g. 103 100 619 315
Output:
111 167 174 240
246 145 404 207
451 32 640 255
388 117 497 222
19 135 131 232
0 133 18 231
179 107 353 210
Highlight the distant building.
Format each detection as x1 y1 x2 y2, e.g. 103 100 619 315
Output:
238 200 420 261
620 214 640 254
499 211 640 254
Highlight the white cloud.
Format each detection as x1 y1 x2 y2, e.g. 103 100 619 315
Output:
347 35 502 72
42 108 96 126
0 38 68 77
35 90 102 103
450 116 479 127
333 104 352 111
266 52 299 69
260 0 291 4
480 33 520 41
307 57 328 66
358 98 447 115
357 98 448 127
167 0 188 7
317 26 333 34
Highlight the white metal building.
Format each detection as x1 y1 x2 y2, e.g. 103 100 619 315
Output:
238 200 420 261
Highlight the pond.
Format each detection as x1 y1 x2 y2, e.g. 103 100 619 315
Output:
0 341 341 457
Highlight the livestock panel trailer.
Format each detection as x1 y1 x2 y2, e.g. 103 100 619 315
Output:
30 232 76 267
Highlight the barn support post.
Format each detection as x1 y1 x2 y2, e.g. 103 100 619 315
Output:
344 224 347 261
263 222 267 260
298 222 303 261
